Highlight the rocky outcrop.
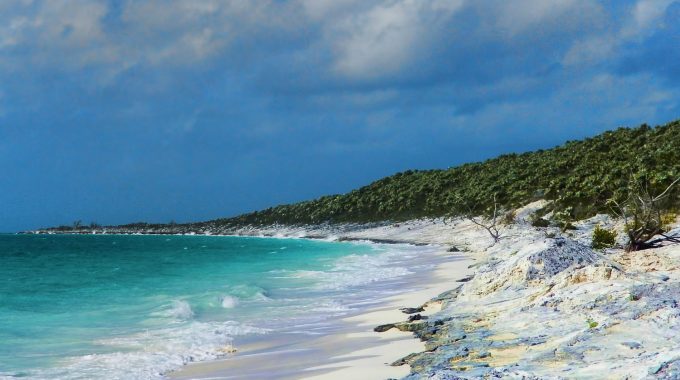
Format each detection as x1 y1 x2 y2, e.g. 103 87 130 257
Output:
378 227 680 379
459 237 603 298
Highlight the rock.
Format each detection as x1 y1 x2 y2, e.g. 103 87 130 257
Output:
443 330 467 343
396 321 428 332
408 314 427 322
621 341 642 349
400 307 425 314
432 285 463 302
650 363 666 375
419 326 441 342
374 323 397 332
391 352 422 366
461 238 603 297
447 246 460 252
474 351 491 359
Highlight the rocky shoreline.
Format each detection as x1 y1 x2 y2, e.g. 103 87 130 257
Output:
366 216 680 379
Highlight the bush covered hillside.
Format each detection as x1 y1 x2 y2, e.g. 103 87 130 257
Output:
221 120 680 226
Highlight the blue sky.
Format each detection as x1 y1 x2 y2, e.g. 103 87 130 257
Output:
1 0 679 231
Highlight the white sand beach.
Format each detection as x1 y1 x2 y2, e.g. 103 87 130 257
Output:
301 256 474 380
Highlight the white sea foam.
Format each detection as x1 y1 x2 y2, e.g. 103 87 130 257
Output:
166 300 194 320
250 291 272 302
226 284 272 302
311 299 349 313
30 321 268 380
290 248 416 290
220 295 239 308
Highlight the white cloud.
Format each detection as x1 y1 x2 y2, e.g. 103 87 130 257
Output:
488 0 602 37
320 0 611 81
298 0 366 20
627 0 677 36
0 0 114 72
562 35 616 66
562 0 676 67
0 0 299 75
329 0 464 80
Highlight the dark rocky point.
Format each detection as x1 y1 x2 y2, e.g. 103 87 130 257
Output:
400 307 425 314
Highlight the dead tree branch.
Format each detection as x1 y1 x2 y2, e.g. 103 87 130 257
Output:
457 194 502 245
609 176 680 251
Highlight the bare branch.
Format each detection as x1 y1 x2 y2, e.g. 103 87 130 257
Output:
456 193 502 245
613 176 680 251
653 176 680 202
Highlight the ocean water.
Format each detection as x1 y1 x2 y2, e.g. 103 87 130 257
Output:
0 234 440 379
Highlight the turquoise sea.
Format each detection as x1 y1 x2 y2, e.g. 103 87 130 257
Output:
0 234 440 379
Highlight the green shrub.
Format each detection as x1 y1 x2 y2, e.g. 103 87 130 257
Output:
662 212 678 231
592 226 617 249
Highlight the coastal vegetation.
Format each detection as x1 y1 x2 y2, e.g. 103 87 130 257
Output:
221 120 680 226
44 119 680 251
591 226 617 250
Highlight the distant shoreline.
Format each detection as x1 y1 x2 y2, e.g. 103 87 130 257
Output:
23 222 436 247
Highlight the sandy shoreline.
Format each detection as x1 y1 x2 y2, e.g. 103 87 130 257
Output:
302 254 474 380
171 245 474 380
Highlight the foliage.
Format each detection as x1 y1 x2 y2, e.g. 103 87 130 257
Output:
592 226 617 250
661 212 678 231
215 120 680 227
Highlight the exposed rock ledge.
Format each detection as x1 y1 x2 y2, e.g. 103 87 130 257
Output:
378 219 680 379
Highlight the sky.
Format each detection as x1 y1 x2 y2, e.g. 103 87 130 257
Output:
0 0 679 232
